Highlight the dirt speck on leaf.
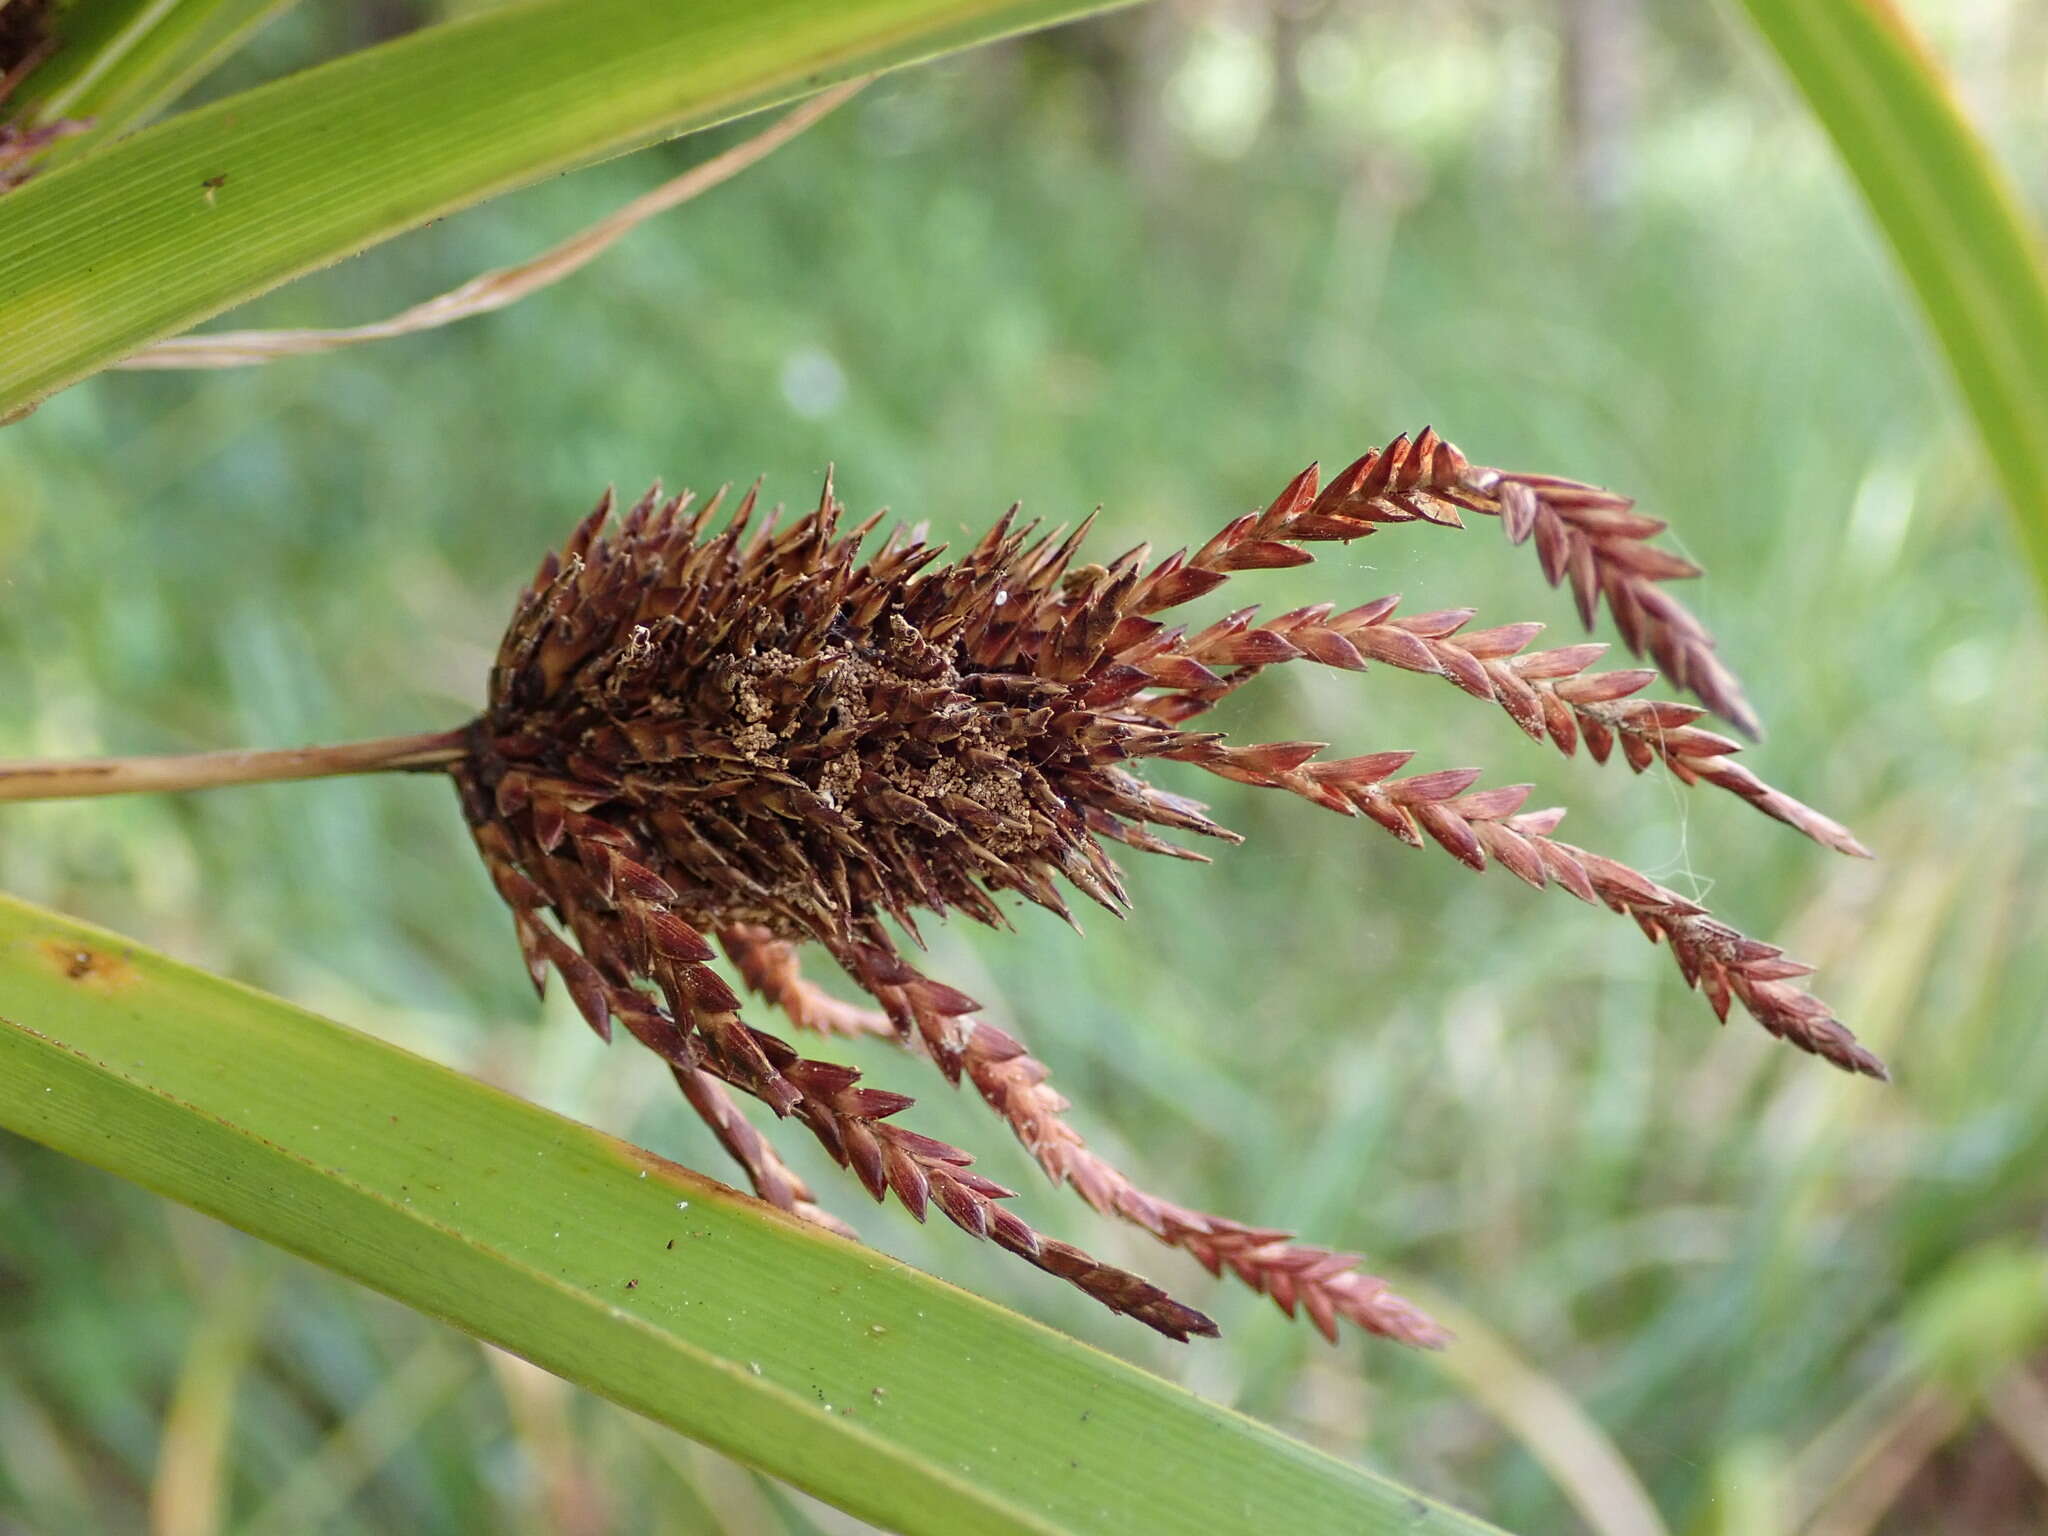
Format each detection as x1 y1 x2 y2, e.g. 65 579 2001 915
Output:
36 939 137 992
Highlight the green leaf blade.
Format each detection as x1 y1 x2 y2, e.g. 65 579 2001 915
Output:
0 892 1503 1536
1737 0 2048 594
8 0 309 163
0 0 1128 418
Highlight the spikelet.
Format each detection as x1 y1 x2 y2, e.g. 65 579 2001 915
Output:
0 5 85 194
459 436 1876 1345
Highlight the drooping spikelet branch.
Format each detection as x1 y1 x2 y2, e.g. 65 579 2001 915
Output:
673 1064 859 1238
1184 750 1882 1080
721 923 899 1041
1117 595 1864 856
722 924 1448 1343
1091 434 1762 737
960 1021 1449 1346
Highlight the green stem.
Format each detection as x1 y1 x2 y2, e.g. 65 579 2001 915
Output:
0 727 469 803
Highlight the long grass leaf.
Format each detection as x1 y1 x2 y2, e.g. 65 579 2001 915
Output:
0 0 1132 420
1736 0 2048 596
8 0 308 166
116 78 865 369
0 892 1504 1536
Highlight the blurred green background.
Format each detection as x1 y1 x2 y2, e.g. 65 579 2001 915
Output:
3 1 2046 1532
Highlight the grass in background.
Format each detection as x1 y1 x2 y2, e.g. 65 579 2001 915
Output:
2 3 2044 1532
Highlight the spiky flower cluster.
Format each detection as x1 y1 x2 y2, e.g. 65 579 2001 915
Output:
455 430 1877 1345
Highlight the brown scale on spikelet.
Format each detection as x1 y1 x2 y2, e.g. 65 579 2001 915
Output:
0 3 88 194
456 432 1878 1346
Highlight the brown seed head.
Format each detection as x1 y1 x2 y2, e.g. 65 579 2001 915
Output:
454 436 1878 1343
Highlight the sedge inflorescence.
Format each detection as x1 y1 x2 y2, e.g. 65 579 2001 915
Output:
455 428 1877 1346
